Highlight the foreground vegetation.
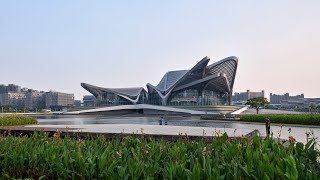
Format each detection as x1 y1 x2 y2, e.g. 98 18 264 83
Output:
0 132 319 179
240 114 320 125
0 116 37 126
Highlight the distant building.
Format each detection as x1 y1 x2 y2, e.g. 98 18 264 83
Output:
45 91 75 109
7 92 26 107
270 93 304 104
304 98 320 107
74 100 82 106
0 85 7 93
232 90 265 105
6 84 21 93
0 84 76 111
281 99 305 109
0 93 8 105
0 84 23 106
0 84 21 94
269 92 319 109
83 95 97 107
25 90 45 109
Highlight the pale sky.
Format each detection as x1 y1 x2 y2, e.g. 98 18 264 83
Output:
0 1 319 100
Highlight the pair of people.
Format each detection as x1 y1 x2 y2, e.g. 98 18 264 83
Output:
159 117 167 125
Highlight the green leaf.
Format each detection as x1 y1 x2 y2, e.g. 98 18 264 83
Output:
38 175 46 180
240 166 251 178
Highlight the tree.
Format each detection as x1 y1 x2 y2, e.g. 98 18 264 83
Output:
245 97 269 114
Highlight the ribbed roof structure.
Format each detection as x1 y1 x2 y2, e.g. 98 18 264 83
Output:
147 56 238 105
156 70 188 92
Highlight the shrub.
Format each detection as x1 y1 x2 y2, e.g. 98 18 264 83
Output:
0 133 319 179
0 116 37 126
240 114 320 125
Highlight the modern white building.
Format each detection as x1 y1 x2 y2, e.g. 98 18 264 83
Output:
82 56 238 107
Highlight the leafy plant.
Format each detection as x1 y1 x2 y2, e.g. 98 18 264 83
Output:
0 132 319 179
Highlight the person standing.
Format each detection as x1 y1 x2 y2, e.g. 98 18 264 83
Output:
159 117 164 125
266 116 271 136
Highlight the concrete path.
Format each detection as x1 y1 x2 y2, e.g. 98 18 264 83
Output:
66 104 218 115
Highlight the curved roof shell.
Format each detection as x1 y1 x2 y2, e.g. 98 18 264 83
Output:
147 56 238 105
81 83 147 104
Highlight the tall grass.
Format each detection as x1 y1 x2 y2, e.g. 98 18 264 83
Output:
0 116 37 126
240 114 320 125
0 132 319 179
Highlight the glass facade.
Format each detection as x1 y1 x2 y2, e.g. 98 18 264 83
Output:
137 93 147 104
96 92 147 106
148 91 162 105
167 89 228 106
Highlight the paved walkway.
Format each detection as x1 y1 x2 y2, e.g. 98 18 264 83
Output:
26 124 255 137
66 104 219 115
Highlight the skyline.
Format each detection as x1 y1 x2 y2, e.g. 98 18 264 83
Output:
1 1 320 100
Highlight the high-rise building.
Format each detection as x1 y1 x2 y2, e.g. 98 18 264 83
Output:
6 92 25 107
270 93 304 104
0 84 23 106
0 84 21 94
232 90 265 104
304 98 320 107
7 84 21 93
0 84 75 111
0 93 9 105
25 90 45 109
0 85 7 94
45 91 74 109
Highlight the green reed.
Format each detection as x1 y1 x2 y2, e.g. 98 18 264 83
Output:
241 114 320 125
0 132 319 179
0 116 37 126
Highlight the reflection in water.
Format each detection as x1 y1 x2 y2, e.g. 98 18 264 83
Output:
34 115 320 145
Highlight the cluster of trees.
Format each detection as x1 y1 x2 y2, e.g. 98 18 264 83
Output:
0 105 33 113
294 105 320 114
245 97 320 114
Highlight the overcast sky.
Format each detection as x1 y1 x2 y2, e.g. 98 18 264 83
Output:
1 1 319 100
